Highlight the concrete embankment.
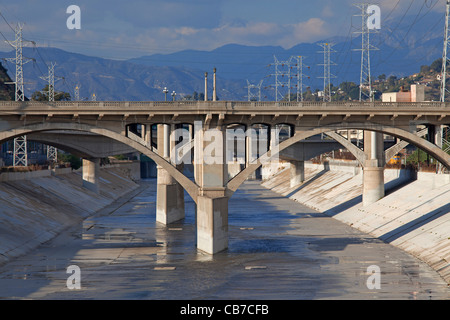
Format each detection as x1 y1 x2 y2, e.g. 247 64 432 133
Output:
262 161 450 284
0 164 140 266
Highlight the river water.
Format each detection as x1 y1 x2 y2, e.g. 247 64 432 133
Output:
0 179 448 300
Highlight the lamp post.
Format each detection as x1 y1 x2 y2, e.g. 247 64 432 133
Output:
171 90 177 101
163 87 169 101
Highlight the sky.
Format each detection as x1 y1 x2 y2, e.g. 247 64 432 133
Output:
0 0 446 60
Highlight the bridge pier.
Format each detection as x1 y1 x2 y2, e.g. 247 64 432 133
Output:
363 132 385 206
155 124 185 225
194 122 229 254
197 192 229 254
82 157 100 194
156 165 185 225
290 160 305 187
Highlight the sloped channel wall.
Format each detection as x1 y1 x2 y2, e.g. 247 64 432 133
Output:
0 164 140 266
262 161 450 284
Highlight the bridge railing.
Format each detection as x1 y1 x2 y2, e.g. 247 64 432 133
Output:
0 100 447 109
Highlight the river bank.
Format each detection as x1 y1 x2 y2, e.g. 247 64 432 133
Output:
262 161 450 284
0 165 140 266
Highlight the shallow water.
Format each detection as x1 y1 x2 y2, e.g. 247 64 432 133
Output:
0 179 448 300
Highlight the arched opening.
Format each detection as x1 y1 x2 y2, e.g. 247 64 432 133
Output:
0 122 200 203
227 123 450 197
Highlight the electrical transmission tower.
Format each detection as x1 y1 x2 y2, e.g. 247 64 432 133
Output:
440 0 450 102
5 23 33 167
40 62 62 163
246 79 263 102
318 43 336 102
439 0 450 173
353 3 379 102
271 55 293 102
40 62 62 102
294 56 309 102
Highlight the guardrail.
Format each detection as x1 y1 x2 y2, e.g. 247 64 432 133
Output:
0 100 447 109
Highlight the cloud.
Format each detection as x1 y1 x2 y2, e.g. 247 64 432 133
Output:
321 5 335 18
134 18 330 54
0 0 335 58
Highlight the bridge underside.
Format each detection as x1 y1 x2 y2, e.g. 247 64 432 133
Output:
0 101 448 254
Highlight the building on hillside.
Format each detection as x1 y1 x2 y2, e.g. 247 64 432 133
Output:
381 84 425 102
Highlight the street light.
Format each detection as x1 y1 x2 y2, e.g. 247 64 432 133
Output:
171 90 177 101
163 87 169 101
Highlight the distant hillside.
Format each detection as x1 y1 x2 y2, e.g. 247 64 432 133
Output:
0 10 446 102
128 11 446 97
0 63 15 101
0 48 247 102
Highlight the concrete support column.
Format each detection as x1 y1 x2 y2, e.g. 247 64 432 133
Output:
363 131 385 206
194 121 229 254
194 122 228 188
362 164 385 206
155 124 185 225
290 160 305 188
246 128 257 180
156 165 185 225
435 125 443 148
82 158 100 194
144 124 152 147
197 194 228 254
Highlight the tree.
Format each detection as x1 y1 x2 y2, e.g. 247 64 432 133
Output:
430 58 443 73
31 85 71 101
57 152 81 169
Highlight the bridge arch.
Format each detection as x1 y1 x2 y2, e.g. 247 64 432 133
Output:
1 121 449 203
0 122 200 202
227 123 450 196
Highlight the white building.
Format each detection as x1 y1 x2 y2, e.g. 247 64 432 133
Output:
382 84 425 102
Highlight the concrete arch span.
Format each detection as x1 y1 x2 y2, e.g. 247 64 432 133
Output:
1 121 448 201
227 123 450 196
27 132 137 159
0 122 200 202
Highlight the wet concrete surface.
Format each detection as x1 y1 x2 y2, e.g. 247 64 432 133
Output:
0 179 448 300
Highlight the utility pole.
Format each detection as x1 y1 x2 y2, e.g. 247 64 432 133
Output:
204 72 208 101
5 23 33 167
353 3 379 102
213 67 217 102
318 43 336 102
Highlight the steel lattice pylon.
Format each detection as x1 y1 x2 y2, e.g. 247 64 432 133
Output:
271 55 293 102
246 79 263 102
441 0 450 102
5 23 32 167
40 62 62 164
318 43 336 102
353 3 379 102
294 56 309 102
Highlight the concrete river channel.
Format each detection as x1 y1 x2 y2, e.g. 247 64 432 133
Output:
0 179 448 301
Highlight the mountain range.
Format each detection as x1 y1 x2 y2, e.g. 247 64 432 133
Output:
0 11 446 101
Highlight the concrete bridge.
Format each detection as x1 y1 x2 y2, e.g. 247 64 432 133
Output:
0 100 449 254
